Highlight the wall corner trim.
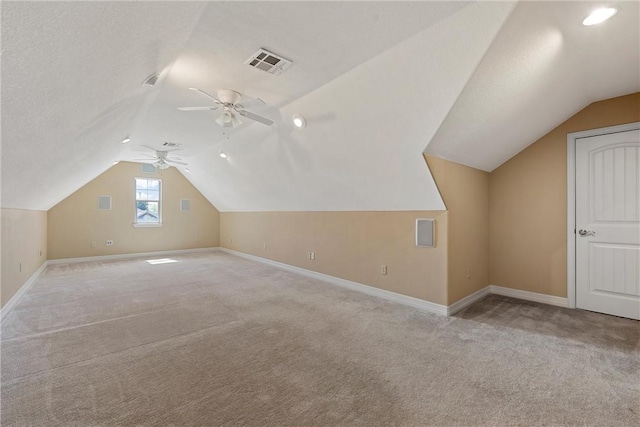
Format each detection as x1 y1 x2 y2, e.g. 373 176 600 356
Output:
490 285 569 308
447 286 491 315
219 248 450 316
1 260 48 321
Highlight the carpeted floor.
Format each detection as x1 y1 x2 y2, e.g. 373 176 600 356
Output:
1 251 638 426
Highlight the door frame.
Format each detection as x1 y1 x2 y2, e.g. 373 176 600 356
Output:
566 122 640 309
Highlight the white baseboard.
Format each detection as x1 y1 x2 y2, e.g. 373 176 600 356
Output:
1 248 570 322
447 286 491 315
1 260 48 321
47 247 220 265
220 248 449 316
489 285 569 308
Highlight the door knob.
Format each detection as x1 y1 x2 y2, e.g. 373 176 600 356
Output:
578 229 596 236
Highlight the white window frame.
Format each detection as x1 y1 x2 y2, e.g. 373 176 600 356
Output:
134 177 163 227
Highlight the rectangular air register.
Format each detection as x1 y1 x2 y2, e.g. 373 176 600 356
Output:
245 48 292 75
416 218 435 248
98 195 112 210
141 163 157 174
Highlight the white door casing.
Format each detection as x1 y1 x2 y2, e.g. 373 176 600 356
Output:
571 126 640 319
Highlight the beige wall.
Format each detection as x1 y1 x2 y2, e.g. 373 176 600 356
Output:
426 155 490 304
490 92 640 297
1 208 47 307
48 161 220 259
221 211 448 305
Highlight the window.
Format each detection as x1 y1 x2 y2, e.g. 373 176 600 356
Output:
135 178 161 226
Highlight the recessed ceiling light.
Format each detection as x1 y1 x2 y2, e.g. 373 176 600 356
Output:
219 151 228 159
583 7 617 26
292 114 306 128
121 135 131 144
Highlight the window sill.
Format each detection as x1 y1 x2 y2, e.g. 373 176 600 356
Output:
133 222 163 228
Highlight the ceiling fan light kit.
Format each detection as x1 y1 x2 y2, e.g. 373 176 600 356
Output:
153 160 171 170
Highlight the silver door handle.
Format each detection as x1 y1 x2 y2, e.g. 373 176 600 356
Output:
578 229 596 236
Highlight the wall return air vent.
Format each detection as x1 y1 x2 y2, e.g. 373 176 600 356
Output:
245 48 292 75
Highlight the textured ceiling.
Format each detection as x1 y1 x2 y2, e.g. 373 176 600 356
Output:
2 1 637 212
425 1 640 171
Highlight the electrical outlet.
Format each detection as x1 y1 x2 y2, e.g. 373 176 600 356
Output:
381 265 387 275
466 268 471 279
91 242 97 248
310 251 315 260
263 243 267 250
106 240 114 246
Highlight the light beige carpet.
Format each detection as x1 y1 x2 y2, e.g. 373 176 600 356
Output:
1 251 638 426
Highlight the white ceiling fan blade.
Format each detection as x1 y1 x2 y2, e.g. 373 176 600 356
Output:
141 144 161 152
189 87 221 103
178 106 221 111
165 159 188 165
237 97 266 110
237 109 274 126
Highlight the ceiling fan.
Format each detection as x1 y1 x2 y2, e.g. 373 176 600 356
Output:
178 88 274 128
134 145 187 170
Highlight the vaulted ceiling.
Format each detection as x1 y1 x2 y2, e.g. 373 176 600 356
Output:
2 1 638 212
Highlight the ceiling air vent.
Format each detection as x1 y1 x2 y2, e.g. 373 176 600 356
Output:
162 142 181 148
245 48 292 75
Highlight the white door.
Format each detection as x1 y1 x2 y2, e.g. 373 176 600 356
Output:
575 129 640 320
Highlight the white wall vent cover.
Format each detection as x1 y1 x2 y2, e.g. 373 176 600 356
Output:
98 195 112 210
415 218 435 248
141 163 157 174
180 199 191 212
245 48 292 75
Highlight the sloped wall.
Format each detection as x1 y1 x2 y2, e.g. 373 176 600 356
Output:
221 211 448 305
48 162 220 259
490 92 640 296
1 208 47 307
426 155 490 304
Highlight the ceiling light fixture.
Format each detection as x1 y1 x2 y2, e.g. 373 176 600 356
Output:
582 7 617 26
292 114 306 128
121 135 131 144
219 151 228 159
153 159 170 170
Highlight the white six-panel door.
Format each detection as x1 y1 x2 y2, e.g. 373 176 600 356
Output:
575 129 640 319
